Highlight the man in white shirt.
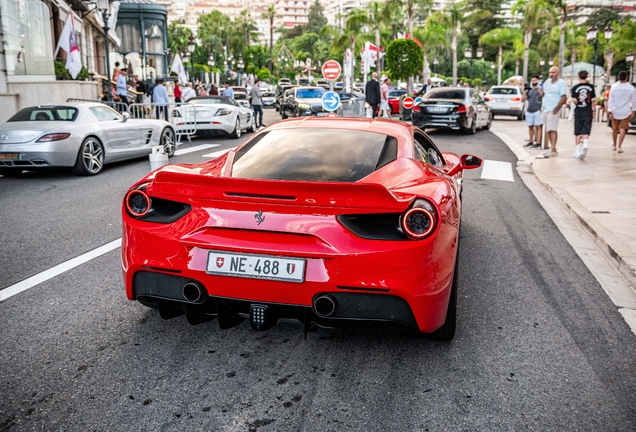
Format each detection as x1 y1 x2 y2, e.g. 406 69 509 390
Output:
540 67 568 158
181 82 196 102
608 70 636 153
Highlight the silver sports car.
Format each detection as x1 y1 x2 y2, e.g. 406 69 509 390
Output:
0 102 176 176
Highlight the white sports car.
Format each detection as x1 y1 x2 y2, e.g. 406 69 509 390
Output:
172 96 255 138
0 102 175 176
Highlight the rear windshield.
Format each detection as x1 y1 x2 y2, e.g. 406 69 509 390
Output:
232 129 396 182
296 88 326 99
488 87 519 95
234 93 248 100
423 90 466 100
9 106 78 122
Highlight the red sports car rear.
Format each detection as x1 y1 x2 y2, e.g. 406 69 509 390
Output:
121 117 481 340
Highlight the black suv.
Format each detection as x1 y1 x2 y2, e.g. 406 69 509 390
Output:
280 86 329 118
274 84 295 112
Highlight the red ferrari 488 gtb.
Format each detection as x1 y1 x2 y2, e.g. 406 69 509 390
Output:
122 117 481 340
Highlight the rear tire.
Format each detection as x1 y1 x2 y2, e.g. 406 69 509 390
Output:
281 107 288 119
429 245 459 341
517 113 523 121
229 117 241 139
161 128 176 157
247 114 256 132
485 113 493 130
465 116 477 134
71 137 104 176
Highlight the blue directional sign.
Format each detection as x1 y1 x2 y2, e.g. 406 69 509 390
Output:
414 97 422 105
321 91 340 112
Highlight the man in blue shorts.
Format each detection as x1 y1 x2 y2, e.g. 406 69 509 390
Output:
522 75 543 148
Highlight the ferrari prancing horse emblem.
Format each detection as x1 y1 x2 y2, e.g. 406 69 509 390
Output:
255 210 265 225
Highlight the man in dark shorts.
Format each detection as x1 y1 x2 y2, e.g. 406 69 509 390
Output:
571 70 596 160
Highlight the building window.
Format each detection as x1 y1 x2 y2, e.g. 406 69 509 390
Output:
0 0 54 75
116 23 142 53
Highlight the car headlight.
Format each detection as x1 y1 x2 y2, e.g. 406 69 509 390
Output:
298 103 311 110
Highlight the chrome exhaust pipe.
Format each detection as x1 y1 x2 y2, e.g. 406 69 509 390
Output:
314 295 337 317
182 282 203 303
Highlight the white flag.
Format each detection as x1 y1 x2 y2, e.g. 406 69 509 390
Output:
55 15 82 79
170 54 189 85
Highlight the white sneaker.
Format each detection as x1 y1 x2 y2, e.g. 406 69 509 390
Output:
543 150 558 158
573 145 581 158
579 147 587 160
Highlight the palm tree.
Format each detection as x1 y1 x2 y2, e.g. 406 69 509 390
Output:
262 5 280 72
332 9 368 89
479 28 516 85
513 0 553 83
436 1 466 86
367 1 387 75
546 0 567 74
414 21 447 81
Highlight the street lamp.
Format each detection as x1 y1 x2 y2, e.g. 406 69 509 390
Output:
587 25 612 89
96 0 113 101
464 47 483 81
433 58 439 76
626 52 634 84
187 34 196 82
540 58 545 77
237 57 244 86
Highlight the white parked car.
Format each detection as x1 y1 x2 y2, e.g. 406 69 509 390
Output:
0 102 175 176
172 96 255 139
233 92 252 109
484 85 526 120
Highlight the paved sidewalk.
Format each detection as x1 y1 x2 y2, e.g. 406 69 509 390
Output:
491 116 636 287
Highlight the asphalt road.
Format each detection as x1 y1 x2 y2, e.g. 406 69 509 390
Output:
1 110 635 431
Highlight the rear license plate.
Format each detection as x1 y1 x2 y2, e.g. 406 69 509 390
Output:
0 153 20 161
496 98 507 102
206 251 306 283
428 106 447 112
316 112 329 116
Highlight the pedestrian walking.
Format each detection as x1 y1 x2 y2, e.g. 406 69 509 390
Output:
608 70 636 153
571 70 596 160
116 68 129 108
422 78 433 95
522 75 543 148
222 82 234 99
601 85 611 122
181 82 196 102
174 81 182 103
251 78 264 129
365 72 381 118
113 62 121 81
540 66 567 158
153 78 169 120
209 84 219 96
379 78 391 118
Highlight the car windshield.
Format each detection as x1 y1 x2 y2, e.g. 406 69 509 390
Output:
296 88 326 99
9 106 78 122
488 87 519 95
232 128 396 182
423 90 466 100
263 92 274 97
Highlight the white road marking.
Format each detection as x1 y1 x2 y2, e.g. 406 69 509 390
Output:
0 238 122 302
480 159 515 182
174 144 219 156
202 147 237 158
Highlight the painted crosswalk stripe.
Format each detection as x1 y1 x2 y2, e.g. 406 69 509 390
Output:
174 144 220 156
202 147 237 158
0 238 122 302
480 160 515 182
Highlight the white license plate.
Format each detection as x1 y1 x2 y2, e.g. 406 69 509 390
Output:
316 112 329 116
428 107 447 112
206 250 306 283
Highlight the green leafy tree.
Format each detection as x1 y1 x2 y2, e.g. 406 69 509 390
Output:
585 8 623 29
167 23 193 57
433 1 468 85
414 20 447 81
465 0 505 49
262 5 281 72
386 38 423 83
479 27 516 84
513 0 553 83
306 0 328 34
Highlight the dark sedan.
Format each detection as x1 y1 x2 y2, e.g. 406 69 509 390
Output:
411 87 492 134
280 86 329 118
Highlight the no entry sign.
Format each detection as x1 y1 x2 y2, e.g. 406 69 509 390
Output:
322 60 341 81
402 97 414 110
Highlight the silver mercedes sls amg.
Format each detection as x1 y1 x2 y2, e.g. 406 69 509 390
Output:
0 102 176 176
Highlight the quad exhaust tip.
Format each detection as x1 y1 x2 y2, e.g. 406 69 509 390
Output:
182 282 203 303
314 295 337 317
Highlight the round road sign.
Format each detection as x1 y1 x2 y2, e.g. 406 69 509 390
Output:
321 91 340 112
322 60 342 81
402 97 414 110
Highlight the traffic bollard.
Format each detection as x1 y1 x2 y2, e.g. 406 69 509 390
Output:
149 146 168 171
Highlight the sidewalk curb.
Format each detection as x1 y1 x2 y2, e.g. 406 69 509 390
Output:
531 161 636 289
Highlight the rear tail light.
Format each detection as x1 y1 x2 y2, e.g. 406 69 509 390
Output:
36 133 70 142
485 95 493 101
456 105 467 113
413 105 421 112
215 109 232 116
511 97 521 101
124 182 192 223
401 199 438 240
126 190 151 217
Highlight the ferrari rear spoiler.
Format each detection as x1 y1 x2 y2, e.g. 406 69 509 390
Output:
150 171 410 211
